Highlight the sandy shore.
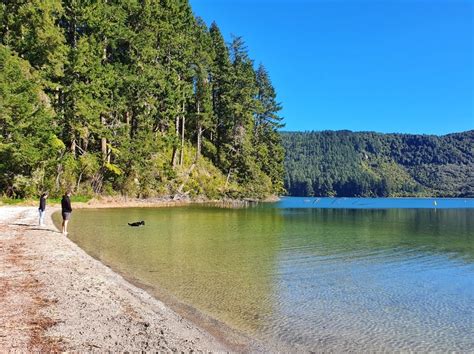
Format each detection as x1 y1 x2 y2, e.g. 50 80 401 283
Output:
0 206 230 352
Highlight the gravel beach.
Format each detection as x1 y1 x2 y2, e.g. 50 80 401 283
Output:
0 206 229 351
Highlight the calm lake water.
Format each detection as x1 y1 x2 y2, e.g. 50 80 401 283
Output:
56 197 474 351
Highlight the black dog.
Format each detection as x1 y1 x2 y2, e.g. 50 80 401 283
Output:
128 221 145 227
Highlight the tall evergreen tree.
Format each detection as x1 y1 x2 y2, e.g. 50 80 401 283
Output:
209 21 234 172
0 0 67 85
227 36 259 187
0 45 59 197
255 64 285 193
190 18 214 161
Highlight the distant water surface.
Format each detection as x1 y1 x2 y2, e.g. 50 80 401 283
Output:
56 197 474 351
279 196 474 209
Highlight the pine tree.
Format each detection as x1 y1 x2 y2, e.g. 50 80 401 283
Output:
0 0 67 85
190 18 214 161
227 36 258 186
0 45 59 197
255 64 285 193
209 22 233 172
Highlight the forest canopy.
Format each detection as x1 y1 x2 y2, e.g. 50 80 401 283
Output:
282 130 474 198
0 0 285 199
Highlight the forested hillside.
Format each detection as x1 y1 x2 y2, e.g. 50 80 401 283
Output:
0 0 284 199
282 130 474 197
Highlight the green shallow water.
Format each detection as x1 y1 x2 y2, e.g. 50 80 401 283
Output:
54 200 474 351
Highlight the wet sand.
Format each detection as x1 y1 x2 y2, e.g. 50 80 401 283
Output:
0 206 230 351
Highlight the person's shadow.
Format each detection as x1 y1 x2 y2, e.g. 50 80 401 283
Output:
11 223 60 233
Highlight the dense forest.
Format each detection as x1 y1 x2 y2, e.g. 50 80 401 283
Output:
282 130 474 198
0 0 285 199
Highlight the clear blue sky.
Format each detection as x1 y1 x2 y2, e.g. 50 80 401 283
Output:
189 0 473 135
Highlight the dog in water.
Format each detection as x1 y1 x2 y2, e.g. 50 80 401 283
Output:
128 221 145 227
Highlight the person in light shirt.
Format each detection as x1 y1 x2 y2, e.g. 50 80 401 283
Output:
38 192 48 226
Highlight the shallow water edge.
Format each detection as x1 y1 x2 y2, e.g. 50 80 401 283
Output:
52 210 273 352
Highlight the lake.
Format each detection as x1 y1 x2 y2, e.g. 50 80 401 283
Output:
55 197 474 351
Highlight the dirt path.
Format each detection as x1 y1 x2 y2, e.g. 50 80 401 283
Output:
0 207 228 351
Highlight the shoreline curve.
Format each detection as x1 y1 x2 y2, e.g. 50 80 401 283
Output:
0 205 245 351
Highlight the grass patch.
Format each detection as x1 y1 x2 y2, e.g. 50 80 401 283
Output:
1 195 92 206
47 195 92 204
0 197 28 205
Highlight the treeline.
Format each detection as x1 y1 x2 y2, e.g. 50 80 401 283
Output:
0 0 284 199
282 130 474 197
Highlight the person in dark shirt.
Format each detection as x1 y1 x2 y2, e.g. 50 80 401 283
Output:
61 191 72 235
38 192 48 226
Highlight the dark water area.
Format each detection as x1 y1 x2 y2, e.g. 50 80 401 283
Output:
55 197 474 351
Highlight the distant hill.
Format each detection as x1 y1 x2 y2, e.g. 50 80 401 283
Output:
281 130 474 197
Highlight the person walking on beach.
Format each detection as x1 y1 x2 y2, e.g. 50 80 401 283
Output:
38 192 48 226
61 191 72 235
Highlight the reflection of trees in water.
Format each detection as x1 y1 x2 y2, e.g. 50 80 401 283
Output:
116 207 286 335
279 208 474 262
69 207 286 335
68 206 474 343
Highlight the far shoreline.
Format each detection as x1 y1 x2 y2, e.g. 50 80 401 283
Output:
1 194 281 209
4 193 474 210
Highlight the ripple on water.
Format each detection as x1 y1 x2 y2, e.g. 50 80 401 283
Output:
258 245 474 352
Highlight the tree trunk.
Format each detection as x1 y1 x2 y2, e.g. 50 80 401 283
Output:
68 13 77 49
197 123 202 161
76 169 84 191
82 132 89 152
55 164 62 190
101 114 107 162
71 139 76 158
171 115 180 167
225 168 232 188
180 114 185 166
103 43 107 61
125 111 130 125
130 114 138 139
101 137 107 162
196 101 201 161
